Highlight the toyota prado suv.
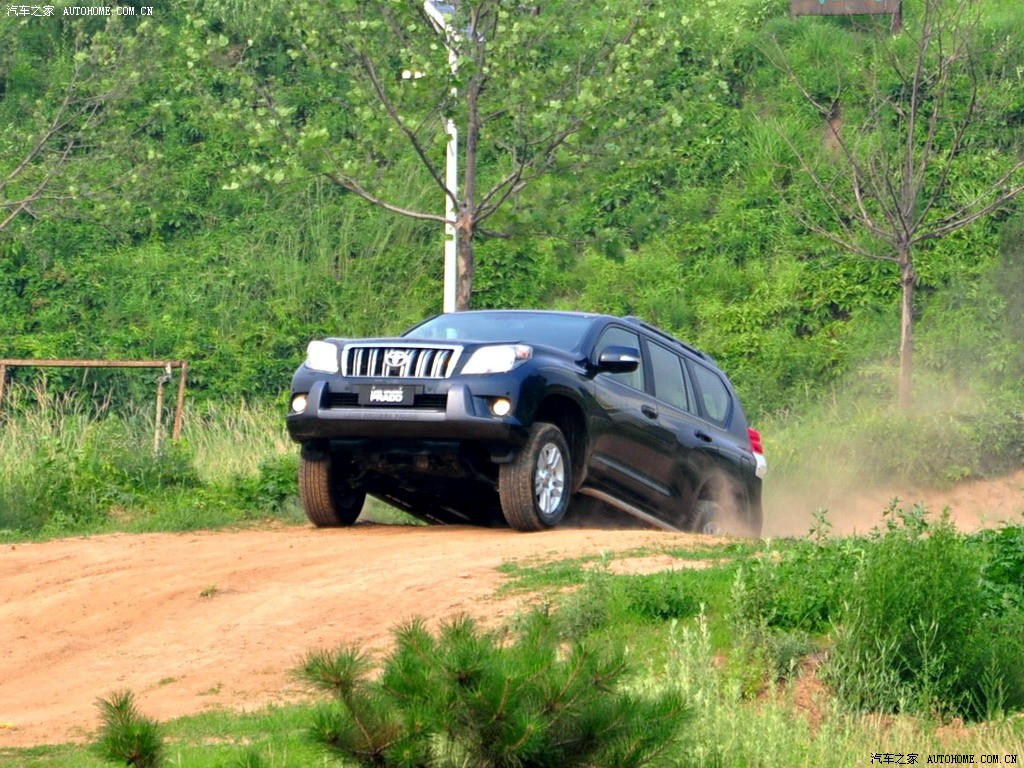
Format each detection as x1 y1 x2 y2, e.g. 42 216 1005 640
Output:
286 310 766 535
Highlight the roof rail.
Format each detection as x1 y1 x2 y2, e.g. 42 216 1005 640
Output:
621 316 708 360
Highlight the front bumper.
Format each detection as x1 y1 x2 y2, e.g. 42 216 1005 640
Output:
286 379 530 445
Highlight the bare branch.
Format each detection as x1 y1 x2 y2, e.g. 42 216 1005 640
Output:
357 51 451 205
323 170 445 224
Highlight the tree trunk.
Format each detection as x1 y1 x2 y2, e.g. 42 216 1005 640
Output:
455 211 474 311
898 249 916 410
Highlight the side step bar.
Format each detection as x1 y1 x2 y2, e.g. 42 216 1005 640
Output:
577 488 683 533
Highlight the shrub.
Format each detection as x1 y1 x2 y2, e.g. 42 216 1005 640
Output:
228 453 299 515
296 611 690 768
94 690 164 768
552 567 703 640
973 525 1024 613
728 514 858 683
824 504 1024 720
731 513 859 635
555 568 615 639
620 572 702 622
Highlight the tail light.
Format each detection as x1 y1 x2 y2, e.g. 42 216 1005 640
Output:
748 427 763 455
748 427 767 478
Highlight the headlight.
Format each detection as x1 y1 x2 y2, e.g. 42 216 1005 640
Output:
461 344 532 374
305 340 340 373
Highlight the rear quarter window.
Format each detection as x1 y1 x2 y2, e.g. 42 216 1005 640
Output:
689 362 732 426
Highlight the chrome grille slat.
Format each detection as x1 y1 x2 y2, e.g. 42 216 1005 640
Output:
413 350 430 380
341 343 462 379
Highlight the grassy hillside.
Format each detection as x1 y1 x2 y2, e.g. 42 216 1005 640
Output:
1 0 1023 538
1 0 1021 410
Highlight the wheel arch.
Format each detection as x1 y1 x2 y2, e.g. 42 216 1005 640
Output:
691 458 761 536
533 393 587 494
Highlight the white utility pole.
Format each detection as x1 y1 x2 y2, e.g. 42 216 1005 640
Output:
423 0 459 313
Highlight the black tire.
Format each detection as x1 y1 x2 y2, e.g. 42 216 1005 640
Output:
298 447 366 527
691 500 723 536
691 497 762 538
498 422 571 531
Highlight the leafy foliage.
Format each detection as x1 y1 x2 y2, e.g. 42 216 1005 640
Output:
553 566 705 641
0 407 200 536
732 515 860 636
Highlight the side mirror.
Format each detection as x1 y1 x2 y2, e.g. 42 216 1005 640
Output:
596 346 640 373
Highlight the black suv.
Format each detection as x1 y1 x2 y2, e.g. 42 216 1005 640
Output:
286 310 766 535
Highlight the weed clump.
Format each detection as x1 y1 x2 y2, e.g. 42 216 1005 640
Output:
824 504 1024 720
731 506 1024 719
553 565 704 641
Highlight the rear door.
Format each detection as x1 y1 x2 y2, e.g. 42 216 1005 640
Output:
686 359 757 477
642 341 722 526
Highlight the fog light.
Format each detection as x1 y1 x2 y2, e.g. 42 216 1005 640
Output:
491 397 512 417
291 394 308 413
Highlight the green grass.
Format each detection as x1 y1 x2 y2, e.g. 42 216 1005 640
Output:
0 389 424 541
762 366 1024 496
0 705 324 768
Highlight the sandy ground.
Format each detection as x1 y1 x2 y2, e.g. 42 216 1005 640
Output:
0 524 701 747
1 469 1021 748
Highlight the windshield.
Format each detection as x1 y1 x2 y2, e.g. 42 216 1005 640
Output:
405 312 593 353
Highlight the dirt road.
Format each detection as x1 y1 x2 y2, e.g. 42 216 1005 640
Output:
1 469 1020 748
0 524 698 747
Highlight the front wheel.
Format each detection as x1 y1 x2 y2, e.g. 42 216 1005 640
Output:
499 422 572 531
298 446 366 527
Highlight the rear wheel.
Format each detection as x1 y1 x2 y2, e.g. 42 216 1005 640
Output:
690 493 762 538
499 422 571 531
298 446 366 527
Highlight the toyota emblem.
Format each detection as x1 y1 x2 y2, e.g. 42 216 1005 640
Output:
384 350 410 369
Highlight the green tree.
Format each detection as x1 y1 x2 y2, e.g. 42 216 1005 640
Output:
0 15 159 239
210 0 687 309
765 0 1024 408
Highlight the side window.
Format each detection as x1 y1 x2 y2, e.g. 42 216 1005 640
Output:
594 327 644 391
689 362 732 425
648 342 691 413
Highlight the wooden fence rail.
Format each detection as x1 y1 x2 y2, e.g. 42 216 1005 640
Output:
0 359 188 448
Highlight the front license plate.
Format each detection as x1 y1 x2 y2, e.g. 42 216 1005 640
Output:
359 385 415 406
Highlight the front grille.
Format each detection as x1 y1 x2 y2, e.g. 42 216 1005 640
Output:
342 344 461 379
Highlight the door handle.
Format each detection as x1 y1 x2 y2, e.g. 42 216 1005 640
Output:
640 404 658 419
694 430 713 443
